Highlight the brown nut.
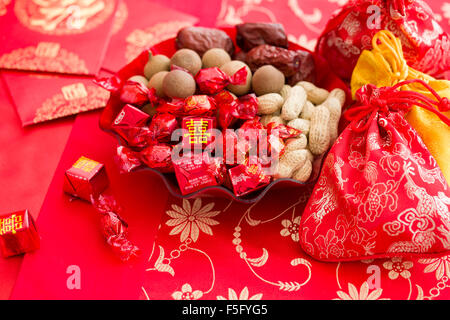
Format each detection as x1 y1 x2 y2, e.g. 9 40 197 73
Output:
202 48 231 68
128 75 148 87
252 65 285 96
236 23 288 52
144 54 170 80
148 71 168 97
163 70 196 99
220 60 252 96
170 49 202 75
176 26 235 56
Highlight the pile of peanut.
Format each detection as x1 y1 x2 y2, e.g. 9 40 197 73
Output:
257 82 346 183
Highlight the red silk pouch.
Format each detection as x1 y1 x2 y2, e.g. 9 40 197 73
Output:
300 79 450 262
316 0 450 82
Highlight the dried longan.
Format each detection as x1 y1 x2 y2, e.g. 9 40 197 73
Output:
252 65 285 96
163 70 196 99
148 71 168 97
170 49 202 75
202 48 231 68
220 60 252 96
144 54 170 80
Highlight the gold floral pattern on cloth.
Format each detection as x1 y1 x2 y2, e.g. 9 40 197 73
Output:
0 43 89 74
14 0 115 35
111 0 127 35
33 84 109 124
0 0 11 16
125 20 194 63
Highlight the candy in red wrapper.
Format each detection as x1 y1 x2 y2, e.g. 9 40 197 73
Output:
173 153 225 195
116 146 143 173
184 95 216 117
266 122 301 139
111 104 150 145
156 98 185 116
0 210 40 258
182 116 216 149
63 156 109 201
140 144 174 172
120 80 151 106
195 67 248 95
216 93 258 129
90 194 140 262
228 162 271 197
148 113 179 143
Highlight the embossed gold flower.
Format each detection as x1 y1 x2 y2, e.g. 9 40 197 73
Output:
217 287 262 300
280 216 301 242
335 282 389 300
172 283 203 300
166 199 220 243
419 255 450 280
383 257 413 280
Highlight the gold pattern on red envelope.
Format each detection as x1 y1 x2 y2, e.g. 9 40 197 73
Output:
111 0 127 35
125 20 194 62
0 214 24 235
0 0 11 16
0 42 89 74
14 0 115 35
33 84 109 124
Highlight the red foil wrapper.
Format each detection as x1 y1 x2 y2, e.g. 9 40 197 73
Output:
216 93 258 129
228 162 271 197
184 95 216 117
148 113 179 143
0 210 40 258
63 156 109 202
116 146 143 173
120 80 151 106
266 122 301 139
90 194 140 262
195 67 248 95
140 143 173 172
173 153 225 195
156 98 185 116
111 104 150 145
181 116 216 150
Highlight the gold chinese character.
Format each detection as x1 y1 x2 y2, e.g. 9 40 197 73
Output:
61 83 88 101
72 156 99 172
35 42 60 58
184 119 210 144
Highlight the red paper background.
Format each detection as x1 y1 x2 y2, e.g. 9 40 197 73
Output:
1 0 449 300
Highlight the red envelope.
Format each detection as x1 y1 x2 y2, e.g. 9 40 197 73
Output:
102 0 198 73
0 0 118 75
1 71 110 126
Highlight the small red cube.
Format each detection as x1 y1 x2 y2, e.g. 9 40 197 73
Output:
111 104 150 143
63 156 109 201
0 210 40 258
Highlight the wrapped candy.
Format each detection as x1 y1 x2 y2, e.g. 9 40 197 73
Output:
173 152 226 195
299 81 450 262
195 67 248 95
228 162 271 197
184 95 217 117
116 146 143 173
316 0 450 81
63 156 109 201
216 92 258 129
351 30 450 184
148 113 179 143
120 80 151 106
0 210 40 258
140 143 173 173
111 104 151 146
64 156 140 262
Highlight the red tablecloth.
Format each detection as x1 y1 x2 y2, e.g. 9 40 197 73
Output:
1 0 449 300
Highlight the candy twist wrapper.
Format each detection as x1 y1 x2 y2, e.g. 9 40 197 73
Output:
63 156 140 262
300 80 450 262
351 30 450 184
316 0 450 82
195 67 248 95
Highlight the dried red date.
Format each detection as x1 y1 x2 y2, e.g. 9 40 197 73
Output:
245 45 300 77
288 50 316 85
236 23 288 52
176 27 235 56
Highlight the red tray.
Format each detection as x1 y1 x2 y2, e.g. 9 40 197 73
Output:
99 27 350 203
